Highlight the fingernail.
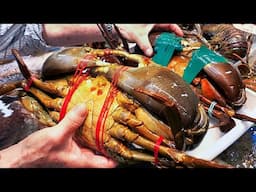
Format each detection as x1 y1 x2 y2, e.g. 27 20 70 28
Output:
74 103 88 117
145 48 153 57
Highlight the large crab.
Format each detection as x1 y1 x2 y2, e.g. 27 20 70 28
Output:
147 31 256 132
0 47 232 168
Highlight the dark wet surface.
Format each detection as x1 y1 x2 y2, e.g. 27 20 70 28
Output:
215 126 256 168
0 73 24 84
0 95 45 150
0 53 51 150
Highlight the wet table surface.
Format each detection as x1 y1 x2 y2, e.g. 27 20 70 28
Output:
215 127 256 168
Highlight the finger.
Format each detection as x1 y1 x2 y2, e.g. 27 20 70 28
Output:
86 155 117 168
154 24 184 37
168 24 184 37
136 35 154 57
57 103 88 137
81 149 117 168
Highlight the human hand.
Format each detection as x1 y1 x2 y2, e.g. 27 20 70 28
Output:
0 104 117 168
116 24 184 57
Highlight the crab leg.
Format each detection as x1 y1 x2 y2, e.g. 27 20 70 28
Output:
104 135 174 167
19 89 62 125
24 86 64 111
20 94 56 126
0 80 23 95
31 78 70 97
111 106 174 147
108 124 232 168
114 90 175 141
243 78 256 92
244 83 256 92
199 91 256 123
201 105 236 132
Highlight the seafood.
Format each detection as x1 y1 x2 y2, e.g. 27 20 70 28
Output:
167 52 256 132
201 24 249 61
146 33 246 131
0 47 232 168
0 52 56 149
40 47 208 149
181 24 250 62
147 31 256 131
238 36 256 92
243 77 256 92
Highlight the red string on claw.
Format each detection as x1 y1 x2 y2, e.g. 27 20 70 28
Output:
154 136 164 165
24 78 33 91
24 76 37 91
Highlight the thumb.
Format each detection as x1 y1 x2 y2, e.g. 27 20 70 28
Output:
57 103 88 138
136 35 153 57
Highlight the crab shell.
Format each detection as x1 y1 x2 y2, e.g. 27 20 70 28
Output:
3 47 234 168
41 47 209 150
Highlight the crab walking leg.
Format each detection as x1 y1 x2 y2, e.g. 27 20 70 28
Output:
30 77 71 97
48 111 60 122
25 86 64 111
134 108 175 141
111 107 174 147
19 79 65 124
19 76 70 111
115 92 174 141
106 139 155 163
20 94 57 126
108 124 233 168
0 80 23 95
243 78 256 92
103 132 173 166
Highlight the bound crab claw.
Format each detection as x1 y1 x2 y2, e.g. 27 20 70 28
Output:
9 48 232 168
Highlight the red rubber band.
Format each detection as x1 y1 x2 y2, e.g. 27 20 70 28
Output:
59 55 92 121
95 66 128 154
154 136 164 165
95 86 117 154
24 76 35 91
59 75 87 121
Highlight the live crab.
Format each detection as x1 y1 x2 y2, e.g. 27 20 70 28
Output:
0 47 233 168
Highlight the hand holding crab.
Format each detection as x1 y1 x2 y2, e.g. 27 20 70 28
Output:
0 103 117 168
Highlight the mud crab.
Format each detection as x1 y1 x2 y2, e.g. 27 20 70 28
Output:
147 31 256 132
0 47 232 168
